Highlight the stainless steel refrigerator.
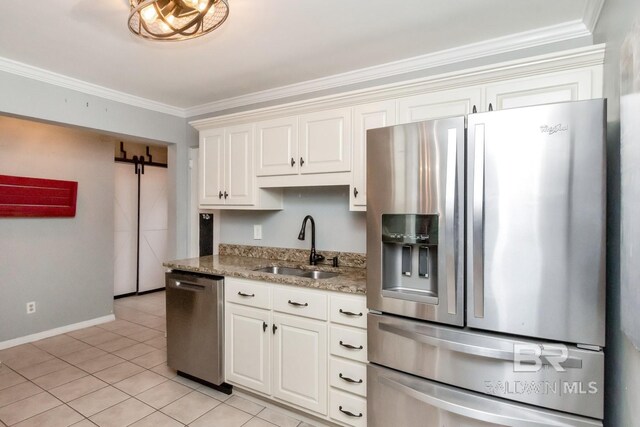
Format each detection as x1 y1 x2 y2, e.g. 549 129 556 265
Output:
366 99 606 426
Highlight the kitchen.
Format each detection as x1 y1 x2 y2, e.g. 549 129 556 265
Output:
0 1 639 426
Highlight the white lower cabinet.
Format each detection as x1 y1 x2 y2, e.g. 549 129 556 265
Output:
272 313 327 414
329 389 367 427
225 304 271 395
224 277 368 426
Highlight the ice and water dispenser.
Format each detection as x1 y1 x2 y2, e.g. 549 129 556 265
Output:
381 214 439 304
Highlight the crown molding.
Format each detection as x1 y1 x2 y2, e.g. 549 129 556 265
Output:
583 0 605 33
190 44 605 130
0 57 186 118
185 20 593 117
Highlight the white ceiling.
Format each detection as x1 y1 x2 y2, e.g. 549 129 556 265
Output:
0 0 602 116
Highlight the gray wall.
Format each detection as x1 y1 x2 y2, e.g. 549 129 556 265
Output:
593 1 640 425
0 70 196 343
0 116 115 342
220 187 366 253
0 69 195 261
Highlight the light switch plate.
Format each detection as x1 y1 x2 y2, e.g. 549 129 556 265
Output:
253 224 262 240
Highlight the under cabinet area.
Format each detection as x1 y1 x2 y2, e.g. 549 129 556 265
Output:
224 277 367 426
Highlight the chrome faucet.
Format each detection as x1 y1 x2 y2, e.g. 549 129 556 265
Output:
297 215 324 266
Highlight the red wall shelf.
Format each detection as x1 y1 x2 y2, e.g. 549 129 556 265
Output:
0 174 78 218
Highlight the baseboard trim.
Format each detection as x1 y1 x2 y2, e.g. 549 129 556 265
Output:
0 314 116 350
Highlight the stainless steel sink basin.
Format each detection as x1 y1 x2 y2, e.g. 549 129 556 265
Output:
300 270 338 279
253 266 338 280
253 266 307 276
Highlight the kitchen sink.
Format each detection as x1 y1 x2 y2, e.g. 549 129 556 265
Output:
253 266 337 279
299 270 337 279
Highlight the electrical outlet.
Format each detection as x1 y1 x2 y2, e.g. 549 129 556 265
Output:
253 224 262 240
26 301 36 314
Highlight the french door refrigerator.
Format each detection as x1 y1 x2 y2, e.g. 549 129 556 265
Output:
366 99 606 426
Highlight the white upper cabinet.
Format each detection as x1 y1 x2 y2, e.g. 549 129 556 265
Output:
199 128 225 205
255 117 299 177
298 108 352 175
199 126 282 209
484 68 599 111
351 101 396 211
225 124 254 205
398 87 483 124
191 45 604 208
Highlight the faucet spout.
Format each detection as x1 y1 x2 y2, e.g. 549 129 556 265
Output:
297 215 324 266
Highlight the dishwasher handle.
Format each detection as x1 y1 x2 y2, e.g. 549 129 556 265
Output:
168 280 206 292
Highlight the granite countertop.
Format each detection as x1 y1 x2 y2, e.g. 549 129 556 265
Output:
163 254 366 295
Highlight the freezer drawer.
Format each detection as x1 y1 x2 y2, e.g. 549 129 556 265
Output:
368 313 604 419
368 363 602 427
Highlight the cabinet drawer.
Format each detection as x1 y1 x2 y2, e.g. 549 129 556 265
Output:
329 389 367 427
273 287 327 321
225 278 271 309
330 325 367 363
329 294 366 329
329 357 366 397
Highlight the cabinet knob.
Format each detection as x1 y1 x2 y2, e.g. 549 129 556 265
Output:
288 300 308 307
339 373 363 384
472 105 477 114
272 324 278 334
263 321 267 332
353 187 359 198
339 406 363 418
291 157 296 167
339 309 362 317
300 157 305 166
218 191 223 199
224 191 229 199
339 340 363 350
488 103 494 111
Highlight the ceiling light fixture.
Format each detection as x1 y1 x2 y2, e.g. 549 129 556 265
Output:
128 0 229 41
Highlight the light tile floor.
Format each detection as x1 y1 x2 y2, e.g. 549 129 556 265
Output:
0 292 321 427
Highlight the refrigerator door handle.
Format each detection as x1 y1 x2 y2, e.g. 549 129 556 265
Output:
445 129 457 315
377 320 583 368
471 124 485 318
376 372 595 427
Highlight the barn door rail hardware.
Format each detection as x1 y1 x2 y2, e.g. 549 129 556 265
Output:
114 141 167 168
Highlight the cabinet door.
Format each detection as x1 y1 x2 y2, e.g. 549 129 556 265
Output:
199 129 225 206
485 69 596 110
398 87 482 124
299 108 352 175
255 117 299 177
272 313 327 415
225 304 271 395
225 124 254 205
351 101 396 210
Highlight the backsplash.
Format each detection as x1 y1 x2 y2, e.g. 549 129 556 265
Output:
219 243 366 269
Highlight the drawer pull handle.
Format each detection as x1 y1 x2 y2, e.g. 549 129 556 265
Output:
339 373 363 384
238 291 255 297
339 309 363 317
339 341 363 350
339 406 363 418
288 300 308 307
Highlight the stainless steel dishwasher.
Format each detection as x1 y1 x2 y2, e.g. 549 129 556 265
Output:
166 271 230 392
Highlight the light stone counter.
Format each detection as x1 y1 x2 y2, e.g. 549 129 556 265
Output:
163 246 366 295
